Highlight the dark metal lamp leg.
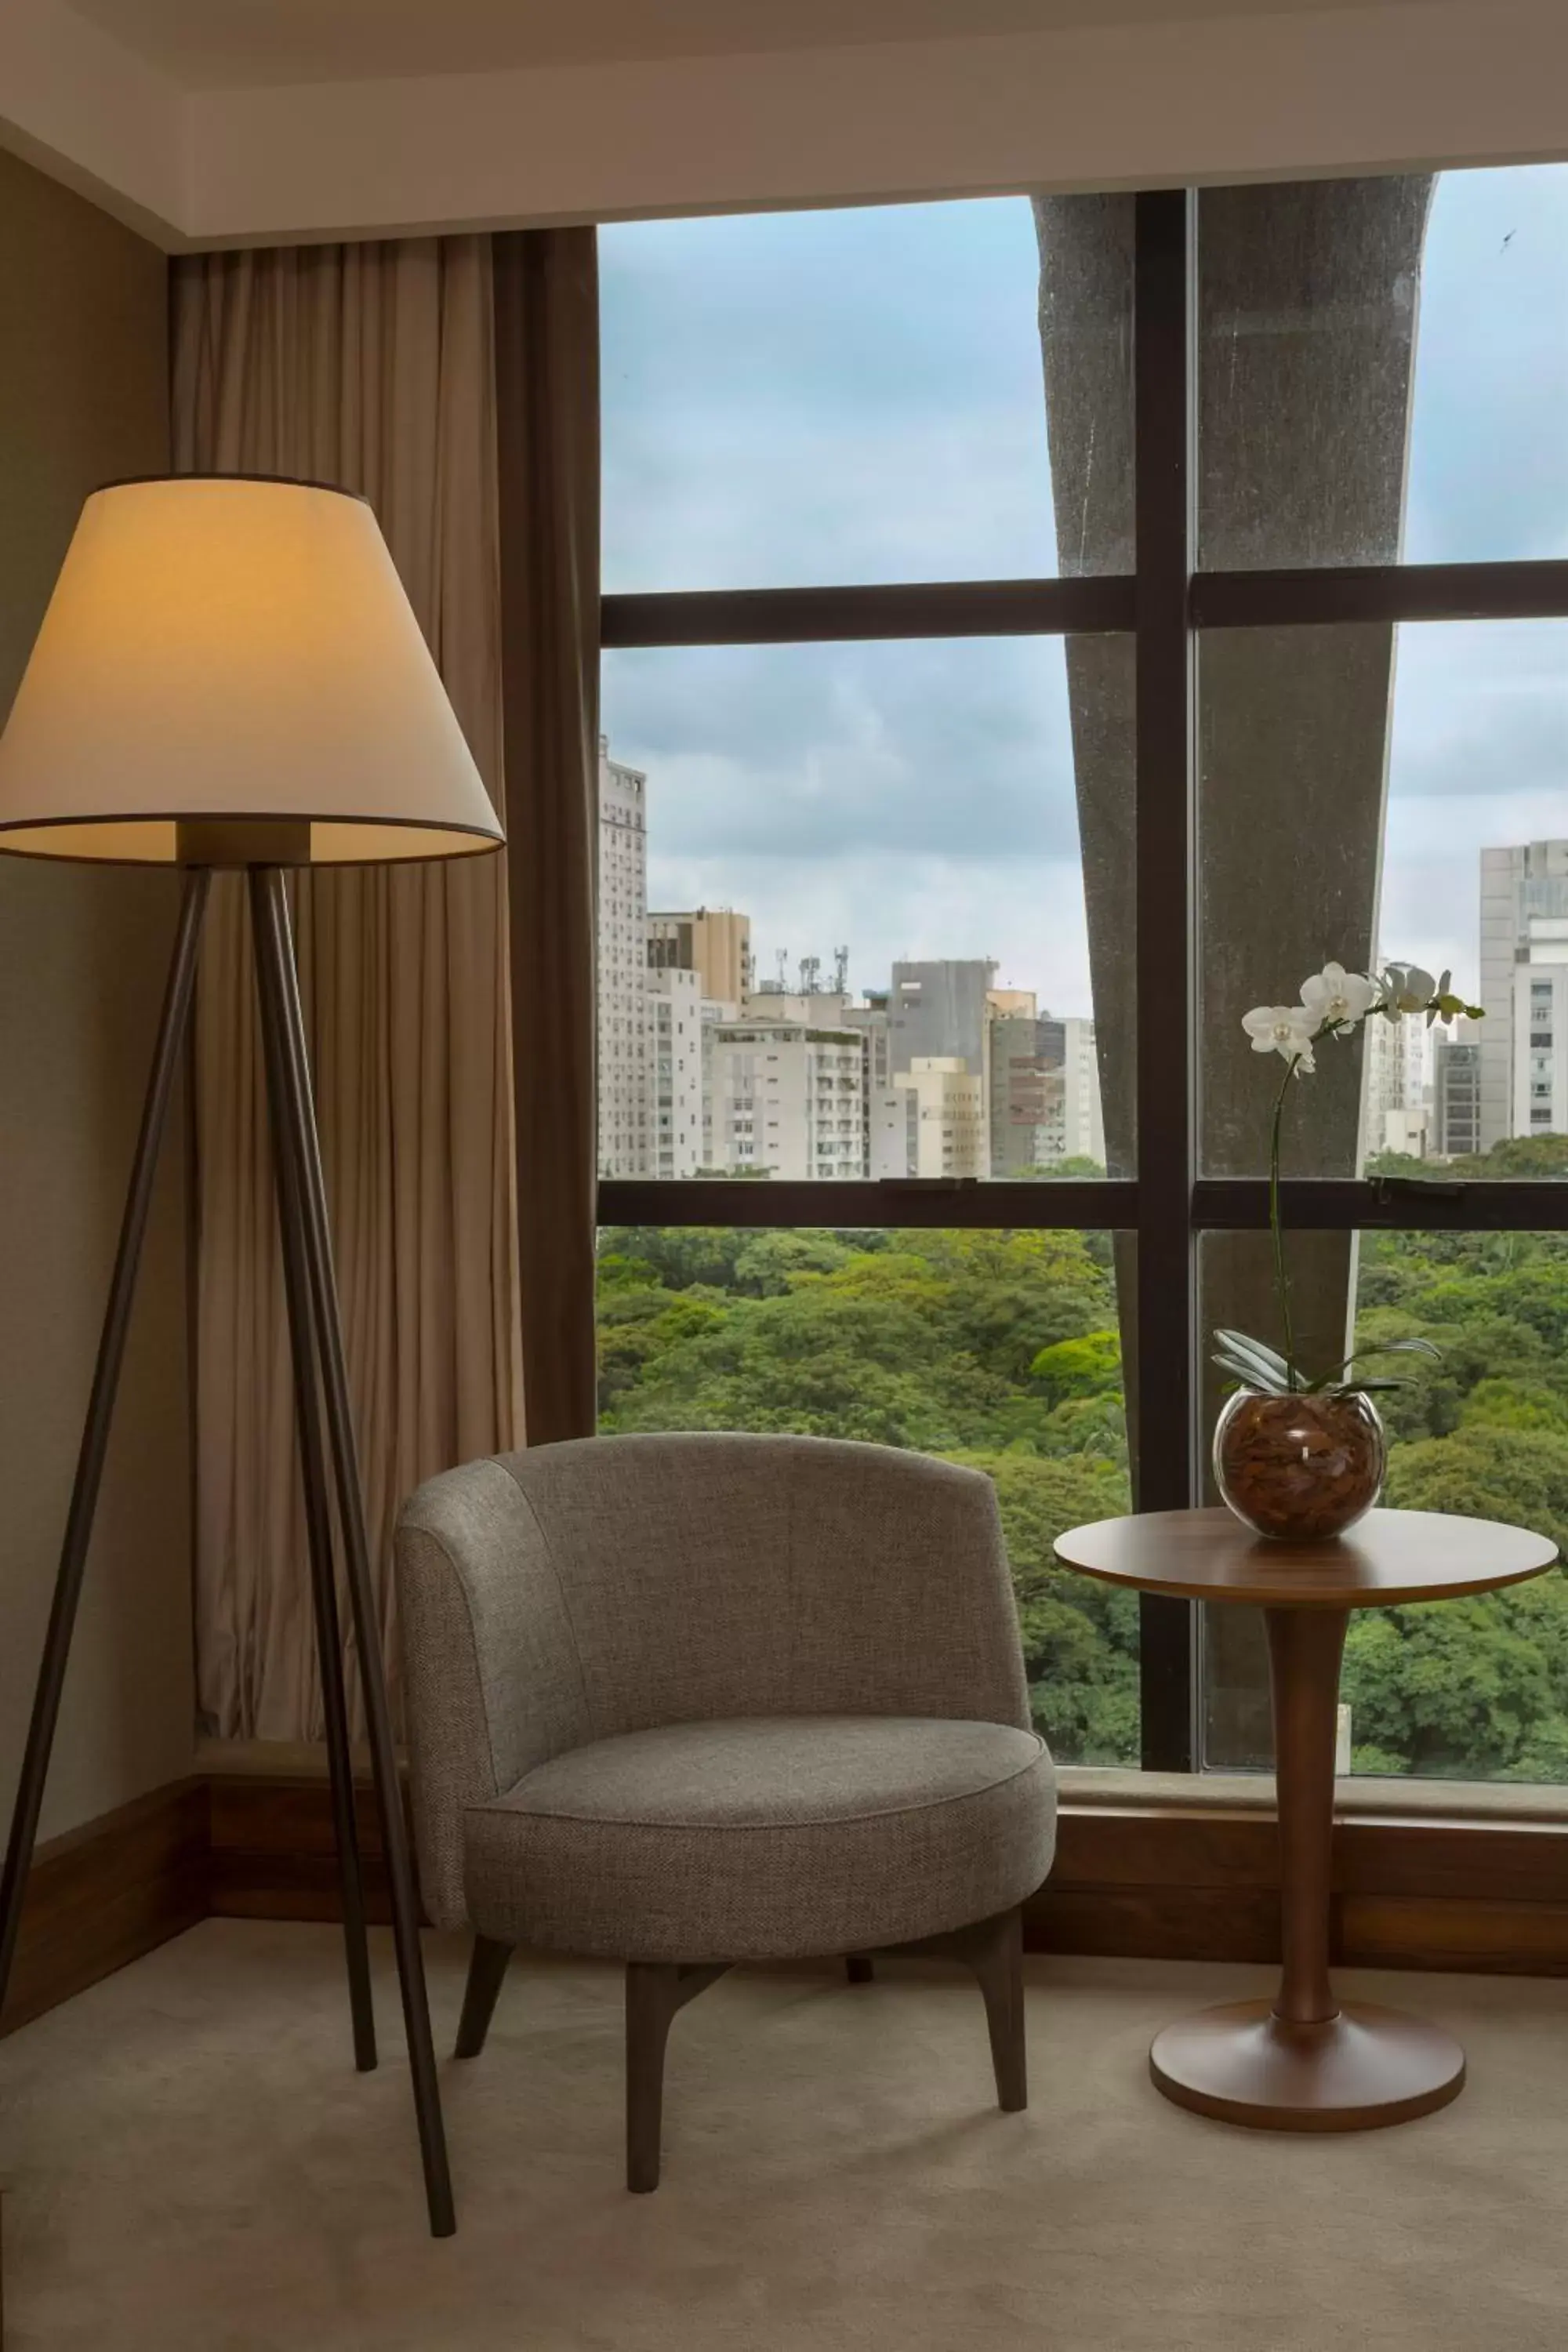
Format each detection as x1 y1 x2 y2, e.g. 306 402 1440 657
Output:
250 868 456 2240
0 869 211 2023
251 878 377 2076
0 863 456 2241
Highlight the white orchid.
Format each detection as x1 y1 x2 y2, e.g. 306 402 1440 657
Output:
1378 962 1438 1020
1231 955 1484 1392
1300 961 1377 1032
1242 1004 1318 1069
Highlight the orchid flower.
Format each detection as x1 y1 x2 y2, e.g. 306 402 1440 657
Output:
1228 956 1484 1389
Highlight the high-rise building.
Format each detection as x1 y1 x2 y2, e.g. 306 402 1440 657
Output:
891 1057 988 1177
648 908 753 1014
842 992 893 1174
888 960 996 1080
986 991 1104 1172
708 1021 866 1179
1432 1019 1483 1159
1359 987 1426 1163
1479 842 1568 1149
1513 933 1568 1138
649 966 706 1178
1051 1018 1105 1167
597 740 652 1176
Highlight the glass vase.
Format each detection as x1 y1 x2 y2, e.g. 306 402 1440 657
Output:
1213 1388 1385 1543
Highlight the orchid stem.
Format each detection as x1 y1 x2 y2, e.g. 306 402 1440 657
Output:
1270 1054 1297 1387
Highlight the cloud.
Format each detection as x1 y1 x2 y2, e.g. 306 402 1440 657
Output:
1389 619 1568 800
601 199 1059 590
645 844 1098 1020
601 170 1568 1025
603 635 1095 868
1404 167 1568 564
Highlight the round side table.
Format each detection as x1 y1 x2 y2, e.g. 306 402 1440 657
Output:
1053 1505 1558 2132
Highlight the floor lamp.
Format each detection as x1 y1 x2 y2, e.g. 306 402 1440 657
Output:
0 476 506 2239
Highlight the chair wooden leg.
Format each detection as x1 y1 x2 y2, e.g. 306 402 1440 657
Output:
879 1906 1028 2112
963 1907 1027 2112
845 1954 875 1984
625 1962 731 2192
455 1935 514 2060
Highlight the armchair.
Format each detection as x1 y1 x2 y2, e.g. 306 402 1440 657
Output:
397 1432 1055 2188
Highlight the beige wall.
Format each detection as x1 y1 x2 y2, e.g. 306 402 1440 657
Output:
0 145 193 1841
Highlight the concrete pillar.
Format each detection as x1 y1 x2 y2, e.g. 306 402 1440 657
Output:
1035 178 1432 1763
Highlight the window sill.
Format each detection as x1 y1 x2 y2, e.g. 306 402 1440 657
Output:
202 1739 1568 1829
1058 1762 1568 1826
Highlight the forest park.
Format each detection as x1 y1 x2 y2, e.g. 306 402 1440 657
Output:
597 1158 1568 1782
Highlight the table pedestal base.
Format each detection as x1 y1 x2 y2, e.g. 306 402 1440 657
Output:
1150 2000 1465 2132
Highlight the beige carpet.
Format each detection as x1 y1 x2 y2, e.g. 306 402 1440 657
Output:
2 1922 1566 2351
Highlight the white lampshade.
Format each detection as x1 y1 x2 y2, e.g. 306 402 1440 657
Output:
0 476 503 866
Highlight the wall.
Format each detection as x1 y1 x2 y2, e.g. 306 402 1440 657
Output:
0 144 193 1840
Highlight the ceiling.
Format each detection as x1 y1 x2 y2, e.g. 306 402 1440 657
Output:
67 0 1433 90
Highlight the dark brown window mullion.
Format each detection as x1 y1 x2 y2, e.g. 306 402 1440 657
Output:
1192 558 1568 629
1194 1180 1568 1233
595 1178 1136 1231
1131 188 1200 1772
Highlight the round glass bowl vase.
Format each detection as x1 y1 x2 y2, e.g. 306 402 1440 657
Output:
1213 1388 1386 1543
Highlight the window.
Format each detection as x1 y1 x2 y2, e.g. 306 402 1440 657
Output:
597 168 1568 1783
1203 1229 1568 1783
597 1225 1134 1766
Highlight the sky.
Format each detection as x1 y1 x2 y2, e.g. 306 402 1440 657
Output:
600 170 1568 1019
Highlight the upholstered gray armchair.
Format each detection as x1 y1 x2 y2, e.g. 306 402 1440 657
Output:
396 1432 1056 2189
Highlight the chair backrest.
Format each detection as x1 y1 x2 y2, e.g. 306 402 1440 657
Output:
396 1432 1028 1928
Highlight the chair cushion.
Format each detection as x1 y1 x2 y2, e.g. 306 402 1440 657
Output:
461 1715 1055 1962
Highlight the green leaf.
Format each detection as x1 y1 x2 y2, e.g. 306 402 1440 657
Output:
1211 1349 1291 1396
1310 1336 1441 1388
1212 1327 1290 1380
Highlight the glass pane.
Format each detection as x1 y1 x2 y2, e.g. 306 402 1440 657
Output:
1200 618 1568 1178
599 636 1134 1179
597 1225 1136 1765
1199 166 1568 568
1200 1230 1568 1784
601 195 1131 591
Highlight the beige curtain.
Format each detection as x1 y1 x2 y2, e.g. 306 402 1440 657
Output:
172 239 525 1740
494 230 601 1446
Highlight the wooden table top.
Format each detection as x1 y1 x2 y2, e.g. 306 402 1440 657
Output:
1053 1506 1559 1609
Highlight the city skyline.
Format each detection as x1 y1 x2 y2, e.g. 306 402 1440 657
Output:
601 730 1566 1174
602 168 1568 1021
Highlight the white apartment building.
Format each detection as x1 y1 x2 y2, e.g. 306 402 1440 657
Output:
1479 841 1568 1149
1057 1018 1105 1167
649 966 706 1178
596 741 653 1176
842 994 893 1175
709 1022 866 1178
1513 921 1568 1138
1359 992 1426 1163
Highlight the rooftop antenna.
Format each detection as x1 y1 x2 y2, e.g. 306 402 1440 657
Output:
800 954 821 995
775 948 789 989
833 945 849 994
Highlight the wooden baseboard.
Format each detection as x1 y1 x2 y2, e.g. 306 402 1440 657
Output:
0 1779 209 2038
8 1775 1568 2049
1025 1806 1568 1976
208 1775 398 1925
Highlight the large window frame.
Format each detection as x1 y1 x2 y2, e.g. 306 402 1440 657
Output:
596 187 1568 1773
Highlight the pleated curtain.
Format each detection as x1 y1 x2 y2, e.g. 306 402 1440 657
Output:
172 239 526 1740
